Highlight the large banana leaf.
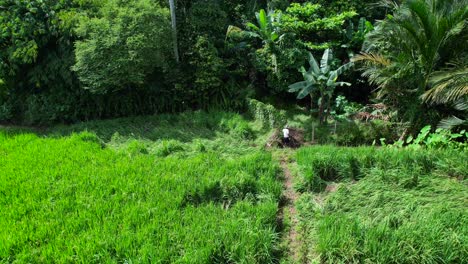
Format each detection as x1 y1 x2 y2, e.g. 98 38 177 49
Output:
288 81 314 99
246 22 260 32
270 32 279 42
297 85 314 99
307 52 321 75
289 48 352 103
334 82 352 87
327 71 351 87
335 62 354 76
288 81 308 92
320 49 332 74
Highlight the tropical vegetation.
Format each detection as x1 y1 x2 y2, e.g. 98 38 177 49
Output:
1 0 467 263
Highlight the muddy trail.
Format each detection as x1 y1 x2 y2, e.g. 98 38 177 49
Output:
278 155 301 263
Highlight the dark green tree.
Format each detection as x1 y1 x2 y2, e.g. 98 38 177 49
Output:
73 0 171 94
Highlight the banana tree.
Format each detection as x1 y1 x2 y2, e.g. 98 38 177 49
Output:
289 49 353 124
227 9 282 73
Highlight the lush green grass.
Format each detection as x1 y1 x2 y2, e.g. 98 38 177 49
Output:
295 146 468 263
3 109 466 263
0 112 283 263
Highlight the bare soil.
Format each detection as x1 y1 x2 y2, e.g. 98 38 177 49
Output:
266 128 305 149
279 158 301 263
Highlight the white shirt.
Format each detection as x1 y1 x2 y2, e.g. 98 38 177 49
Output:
282 128 290 138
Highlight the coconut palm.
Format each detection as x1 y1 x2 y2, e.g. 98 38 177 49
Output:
424 62 468 129
438 99 468 129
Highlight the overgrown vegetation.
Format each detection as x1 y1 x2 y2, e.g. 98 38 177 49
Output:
1 0 467 262
1 0 466 134
295 146 467 263
354 0 468 130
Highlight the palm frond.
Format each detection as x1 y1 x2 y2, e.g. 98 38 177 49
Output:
438 116 466 129
453 98 468 111
437 98 468 129
422 66 468 104
352 52 391 66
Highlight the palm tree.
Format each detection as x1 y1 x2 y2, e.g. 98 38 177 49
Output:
423 62 468 129
168 0 179 62
422 64 468 105
353 0 467 122
438 99 467 129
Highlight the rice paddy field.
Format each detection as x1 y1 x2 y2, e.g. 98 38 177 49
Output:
1 111 467 263
295 146 468 263
0 112 282 263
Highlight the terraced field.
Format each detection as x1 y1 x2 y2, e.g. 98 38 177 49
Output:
0 113 282 263
294 146 468 263
1 112 467 263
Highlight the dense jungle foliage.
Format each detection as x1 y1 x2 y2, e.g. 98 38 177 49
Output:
1 1 467 262
0 0 467 134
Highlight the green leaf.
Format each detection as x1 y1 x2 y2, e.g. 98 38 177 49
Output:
297 85 313 99
335 62 353 76
257 9 267 31
308 52 320 75
271 32 279 42
288 81 307 93
406 135 414 144
320 48 332 74
303 72 317 84
334 82 351 87
246 22 260 32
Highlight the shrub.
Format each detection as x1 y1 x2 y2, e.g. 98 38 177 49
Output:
126 140 149 155
247 99 286 129
219 115 255 139
404 125 468 149
73 0 171 94
0 101 13 122
70 131 104 147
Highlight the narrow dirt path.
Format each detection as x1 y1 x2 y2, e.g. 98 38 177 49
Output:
279 155 301 263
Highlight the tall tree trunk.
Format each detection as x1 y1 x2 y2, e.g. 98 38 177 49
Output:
318 93 325 125
169 0 179 62
319 103 324 125
324 96 332 123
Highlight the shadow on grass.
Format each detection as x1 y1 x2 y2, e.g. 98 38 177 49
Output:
0 111 253 143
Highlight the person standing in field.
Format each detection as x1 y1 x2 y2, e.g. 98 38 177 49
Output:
282 125 290 146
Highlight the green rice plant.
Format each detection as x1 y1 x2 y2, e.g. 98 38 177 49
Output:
295 145 468 263
126 139 150 155
152 139 185 157
0 131 282 263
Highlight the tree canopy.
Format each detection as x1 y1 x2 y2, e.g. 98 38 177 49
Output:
0 0 466 132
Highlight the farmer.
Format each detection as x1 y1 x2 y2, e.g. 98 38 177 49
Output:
282 125 290 145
